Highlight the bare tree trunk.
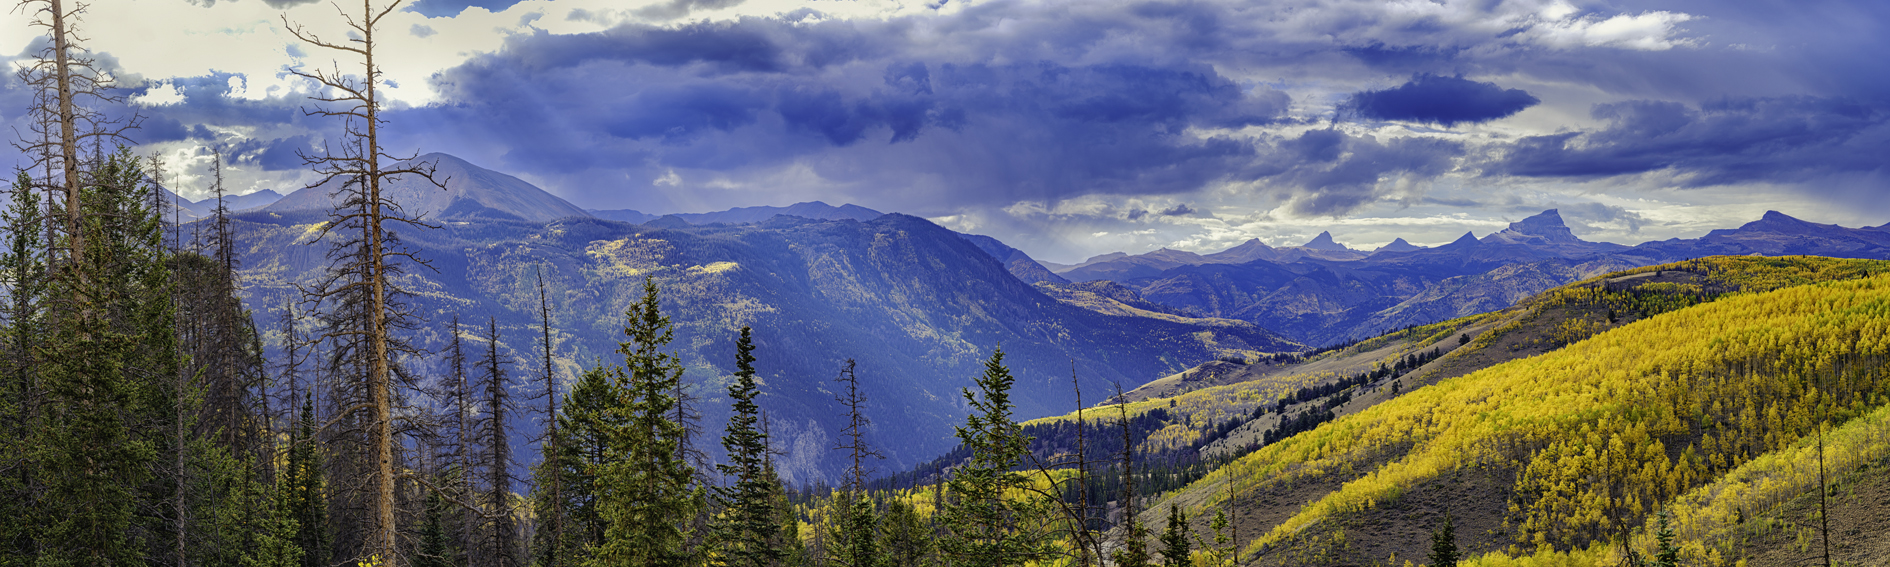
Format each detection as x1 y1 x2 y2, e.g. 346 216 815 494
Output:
537 267 562 566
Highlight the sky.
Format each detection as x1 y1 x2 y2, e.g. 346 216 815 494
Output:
2 0 1886 264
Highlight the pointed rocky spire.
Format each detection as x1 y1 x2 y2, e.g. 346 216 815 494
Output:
1301 231 1350 251
1483 209 1580 245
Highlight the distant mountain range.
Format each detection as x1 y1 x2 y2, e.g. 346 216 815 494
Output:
228 153 1293 484
1038 209 1890 345
158 187 283 223
220 152 1890 480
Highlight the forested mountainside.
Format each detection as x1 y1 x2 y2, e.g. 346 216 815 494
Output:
226 208 1297 482
875 256 1890 567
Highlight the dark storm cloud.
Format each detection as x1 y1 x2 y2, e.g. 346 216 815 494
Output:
1345 74 1539 126
1494 96 1889 185
1254 128 1464 216
403 15 1300 209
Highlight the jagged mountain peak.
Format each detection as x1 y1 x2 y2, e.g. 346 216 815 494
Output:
1483 209 1581 245
1301 231 1350 251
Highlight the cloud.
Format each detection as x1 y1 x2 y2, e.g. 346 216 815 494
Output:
1493 96 1889 186
1256 129 1465 217
404 0 531 18
1345 74 1540 126
402 16 1299 212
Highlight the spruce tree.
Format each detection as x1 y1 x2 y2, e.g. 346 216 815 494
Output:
0 171 45 562
284 396 331 567
416 488 453 567
712 327 784 567
1428 512 1459 567
881 497 931 567
1158 504 1189 567
939 349 1053 567
34 148 176 565
590 277 703 567
829 494 883 567
1651 509 1679 567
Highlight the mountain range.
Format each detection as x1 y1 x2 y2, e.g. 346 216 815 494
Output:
234 157 1294 483
232 153 1890 481
1042 208 1890 345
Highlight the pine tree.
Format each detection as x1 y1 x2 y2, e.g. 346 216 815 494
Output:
34 148 176 565
1158 504 1190 567
284 396 331 567
416 488 453 567
1195 508 1233 567
881 497 931 567
1428 512 1459 567
1651 509 1678 567
0 171 45 562
712 327 784 567
590 277 703 567
829 494 883 567
939 349 1053 567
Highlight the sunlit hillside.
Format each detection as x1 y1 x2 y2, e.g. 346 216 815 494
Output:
1127 257 1890 566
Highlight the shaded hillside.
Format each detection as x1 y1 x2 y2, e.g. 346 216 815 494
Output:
229 211 1298 484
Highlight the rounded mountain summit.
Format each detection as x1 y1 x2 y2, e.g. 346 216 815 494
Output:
263 153 590 223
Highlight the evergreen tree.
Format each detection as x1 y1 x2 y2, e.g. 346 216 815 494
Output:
1428 512 1459 567
284 396 331 567
416 488 453 567
1194 508 1233 567
1158 504 1189 567
881 497 931 567
34 148 177 565
590 277 703 567
536 362 623 566
828 493 882 567
1651 509 1679 567
0 171 45 562
939 349 1053 567
712 327 784 567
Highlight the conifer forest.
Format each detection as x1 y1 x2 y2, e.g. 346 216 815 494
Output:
5 0 1890 566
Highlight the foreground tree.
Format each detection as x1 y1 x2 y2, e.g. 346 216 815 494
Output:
939 349 1054 567
1158 504 1189 567
283 0 443 557
590 278 703 567
711 327 785 567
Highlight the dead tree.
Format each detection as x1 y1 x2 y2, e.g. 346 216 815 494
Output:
283 0 446 557
532 266 564 567
476 317 519 567
11 0 138 268
831 359 882 493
